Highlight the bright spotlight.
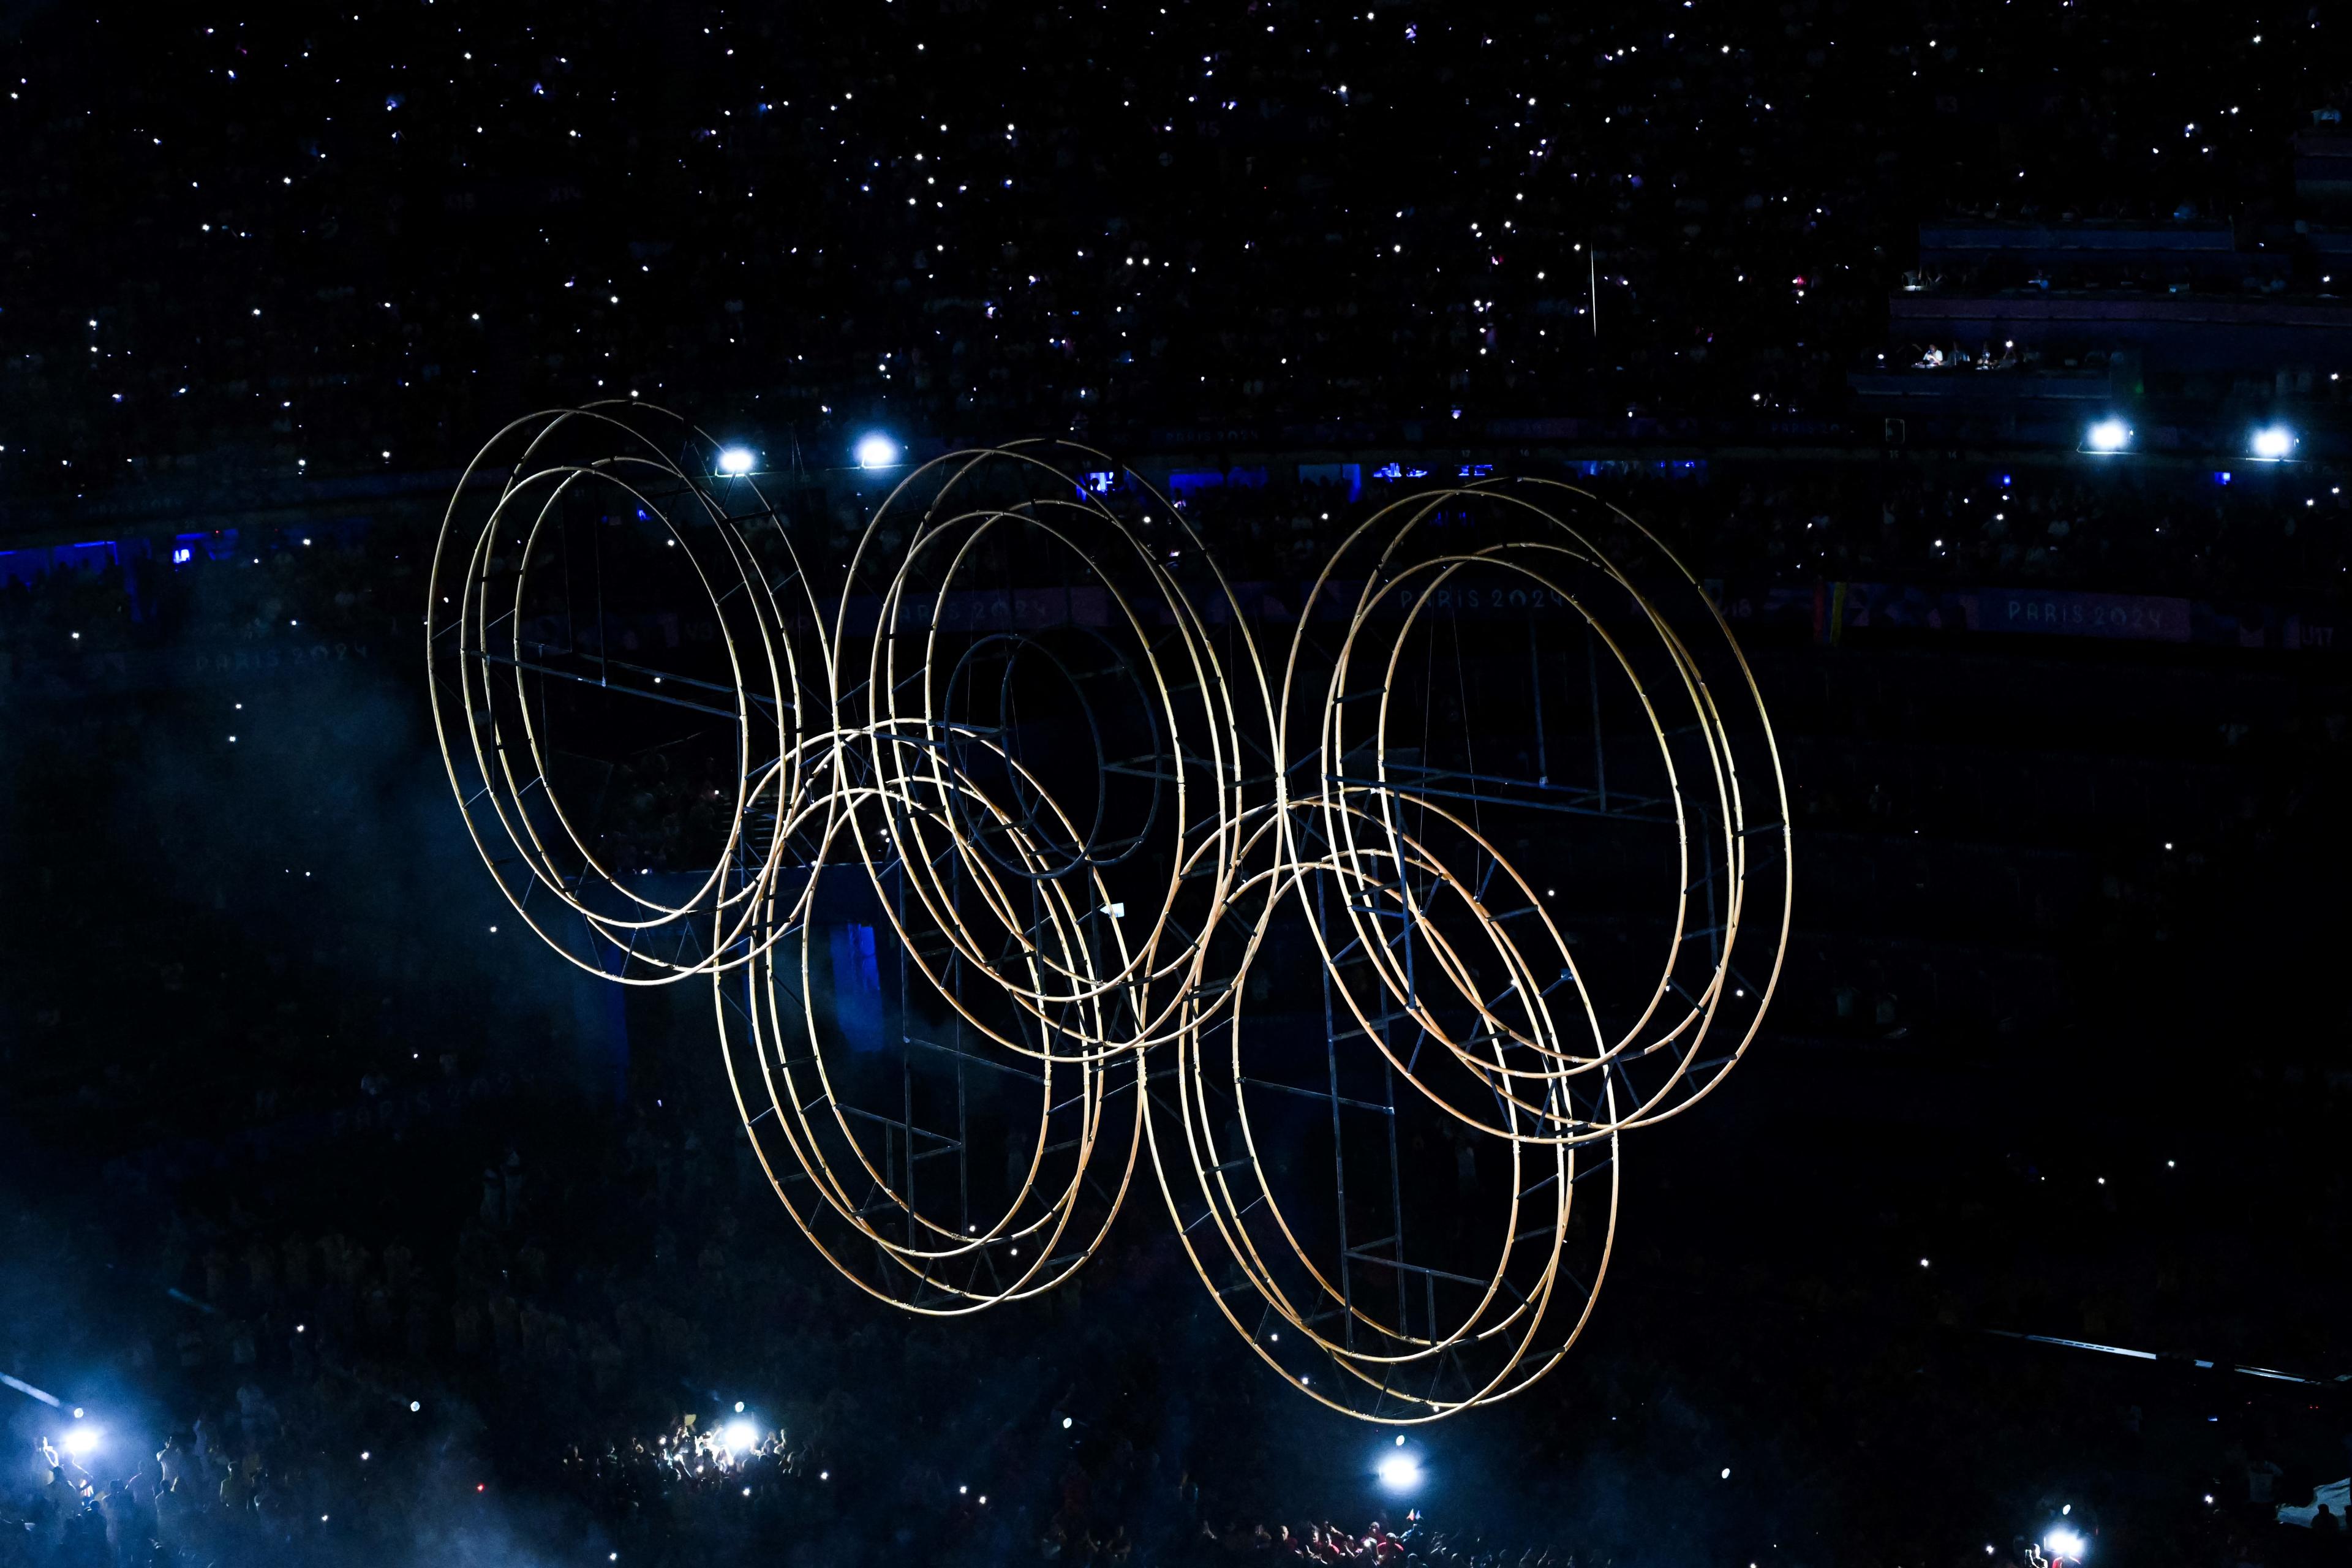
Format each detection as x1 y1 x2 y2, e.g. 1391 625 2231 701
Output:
1375 1452 1424 1493
723 1420 759 1452
2084 418 2131 453
715 446 756 476
2045 1526 2087 1561
2250 425 2295 460
854 432 900 470
59 1427 101 1459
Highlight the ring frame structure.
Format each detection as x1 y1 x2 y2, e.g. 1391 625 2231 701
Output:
427 401 823 985
430 411 1791 1422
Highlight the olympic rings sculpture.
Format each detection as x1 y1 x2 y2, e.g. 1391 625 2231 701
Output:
428 402 1792 1423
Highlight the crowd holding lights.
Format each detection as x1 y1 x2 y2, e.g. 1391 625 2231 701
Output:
0 0 2342 1560
0 2 2328 492
4 438 2348 715
0 513 2339 1562
0 502 2340 1558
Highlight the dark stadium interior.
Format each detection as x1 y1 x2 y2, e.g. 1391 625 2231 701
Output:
3 2 2351 1566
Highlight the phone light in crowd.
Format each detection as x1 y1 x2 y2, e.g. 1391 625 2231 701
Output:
60 1426 100 1458
715 446 756 476
854 432 900 470
2046 1526 2087 1561
1375 1451 1424 1493
2249 425 2296 461
2083 418 2132 453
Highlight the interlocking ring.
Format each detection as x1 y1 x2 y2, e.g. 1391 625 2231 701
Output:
432 412 1790 1419
835 443 1267 1065
427 402 819 983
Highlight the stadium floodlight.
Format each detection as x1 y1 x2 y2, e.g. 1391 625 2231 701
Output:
59 1426 100 1458
2045 1526 2087 1561
2083 419 2131 453
716 446 756 476
854 432 900 469
2249 424 2295 461
1374 1452 1424 1493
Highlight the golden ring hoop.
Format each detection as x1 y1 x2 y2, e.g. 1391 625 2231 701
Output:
432 412 1790 1420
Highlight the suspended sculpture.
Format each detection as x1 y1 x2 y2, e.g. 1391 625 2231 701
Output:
427 402 1792 1422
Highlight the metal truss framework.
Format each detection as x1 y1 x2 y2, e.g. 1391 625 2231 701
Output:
426 403 1793 1423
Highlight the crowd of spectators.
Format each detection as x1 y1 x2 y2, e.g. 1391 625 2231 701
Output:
1 1017 2343 1568
1 0 2345 499
0 492 2346 1568
3 2 2350 1564
3 447 2349 705
0 1054 1667 1567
